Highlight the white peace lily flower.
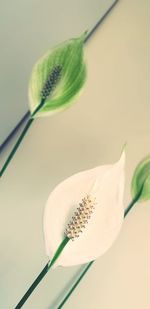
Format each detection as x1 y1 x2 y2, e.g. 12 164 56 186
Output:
43 151 125 268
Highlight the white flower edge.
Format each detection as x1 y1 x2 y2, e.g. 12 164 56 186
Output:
43 151 125 267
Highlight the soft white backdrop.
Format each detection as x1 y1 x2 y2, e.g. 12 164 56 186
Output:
0 0 150 308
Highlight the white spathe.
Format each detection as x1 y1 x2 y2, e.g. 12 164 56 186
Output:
43 151 125 267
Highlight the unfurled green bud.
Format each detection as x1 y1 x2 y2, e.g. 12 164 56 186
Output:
29 32 87 118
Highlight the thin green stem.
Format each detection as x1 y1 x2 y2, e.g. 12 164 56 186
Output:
58 261 94 309
124 190 142 217
0 99 45 178
0 118 34 177
31 98 45 117
57 198 139 308
15 263 49 309
15 237 69 309
48 237 70 269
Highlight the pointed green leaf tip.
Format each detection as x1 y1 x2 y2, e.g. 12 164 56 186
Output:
28 32 87 117
131 155 150 202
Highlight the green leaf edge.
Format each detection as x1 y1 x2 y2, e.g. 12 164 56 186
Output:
131 155 150 202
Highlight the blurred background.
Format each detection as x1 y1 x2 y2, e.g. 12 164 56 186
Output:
1 0 150 308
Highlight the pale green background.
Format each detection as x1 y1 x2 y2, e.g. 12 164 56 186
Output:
0 0 150 308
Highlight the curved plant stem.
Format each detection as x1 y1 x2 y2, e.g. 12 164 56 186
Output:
0 98 45 178
57 197 140 308
15 237 69 309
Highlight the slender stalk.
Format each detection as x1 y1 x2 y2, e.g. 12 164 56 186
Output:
58 261 94 309
48 237 70 269
57 198 139 308
31 98 45 118
0 99 45 178
124 190 142 217
0 118 34 177
15 237 69 309
15 263 49 309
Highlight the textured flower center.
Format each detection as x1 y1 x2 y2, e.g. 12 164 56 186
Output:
41 65 62 99
65 195 96 240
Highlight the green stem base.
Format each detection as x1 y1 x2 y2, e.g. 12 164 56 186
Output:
15 263 49 309
14 237 69 309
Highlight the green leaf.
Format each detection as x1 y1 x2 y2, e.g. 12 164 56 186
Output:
28 32 87 117
131 155 150 202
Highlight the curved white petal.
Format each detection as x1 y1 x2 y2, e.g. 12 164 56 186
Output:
43 151 125 267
